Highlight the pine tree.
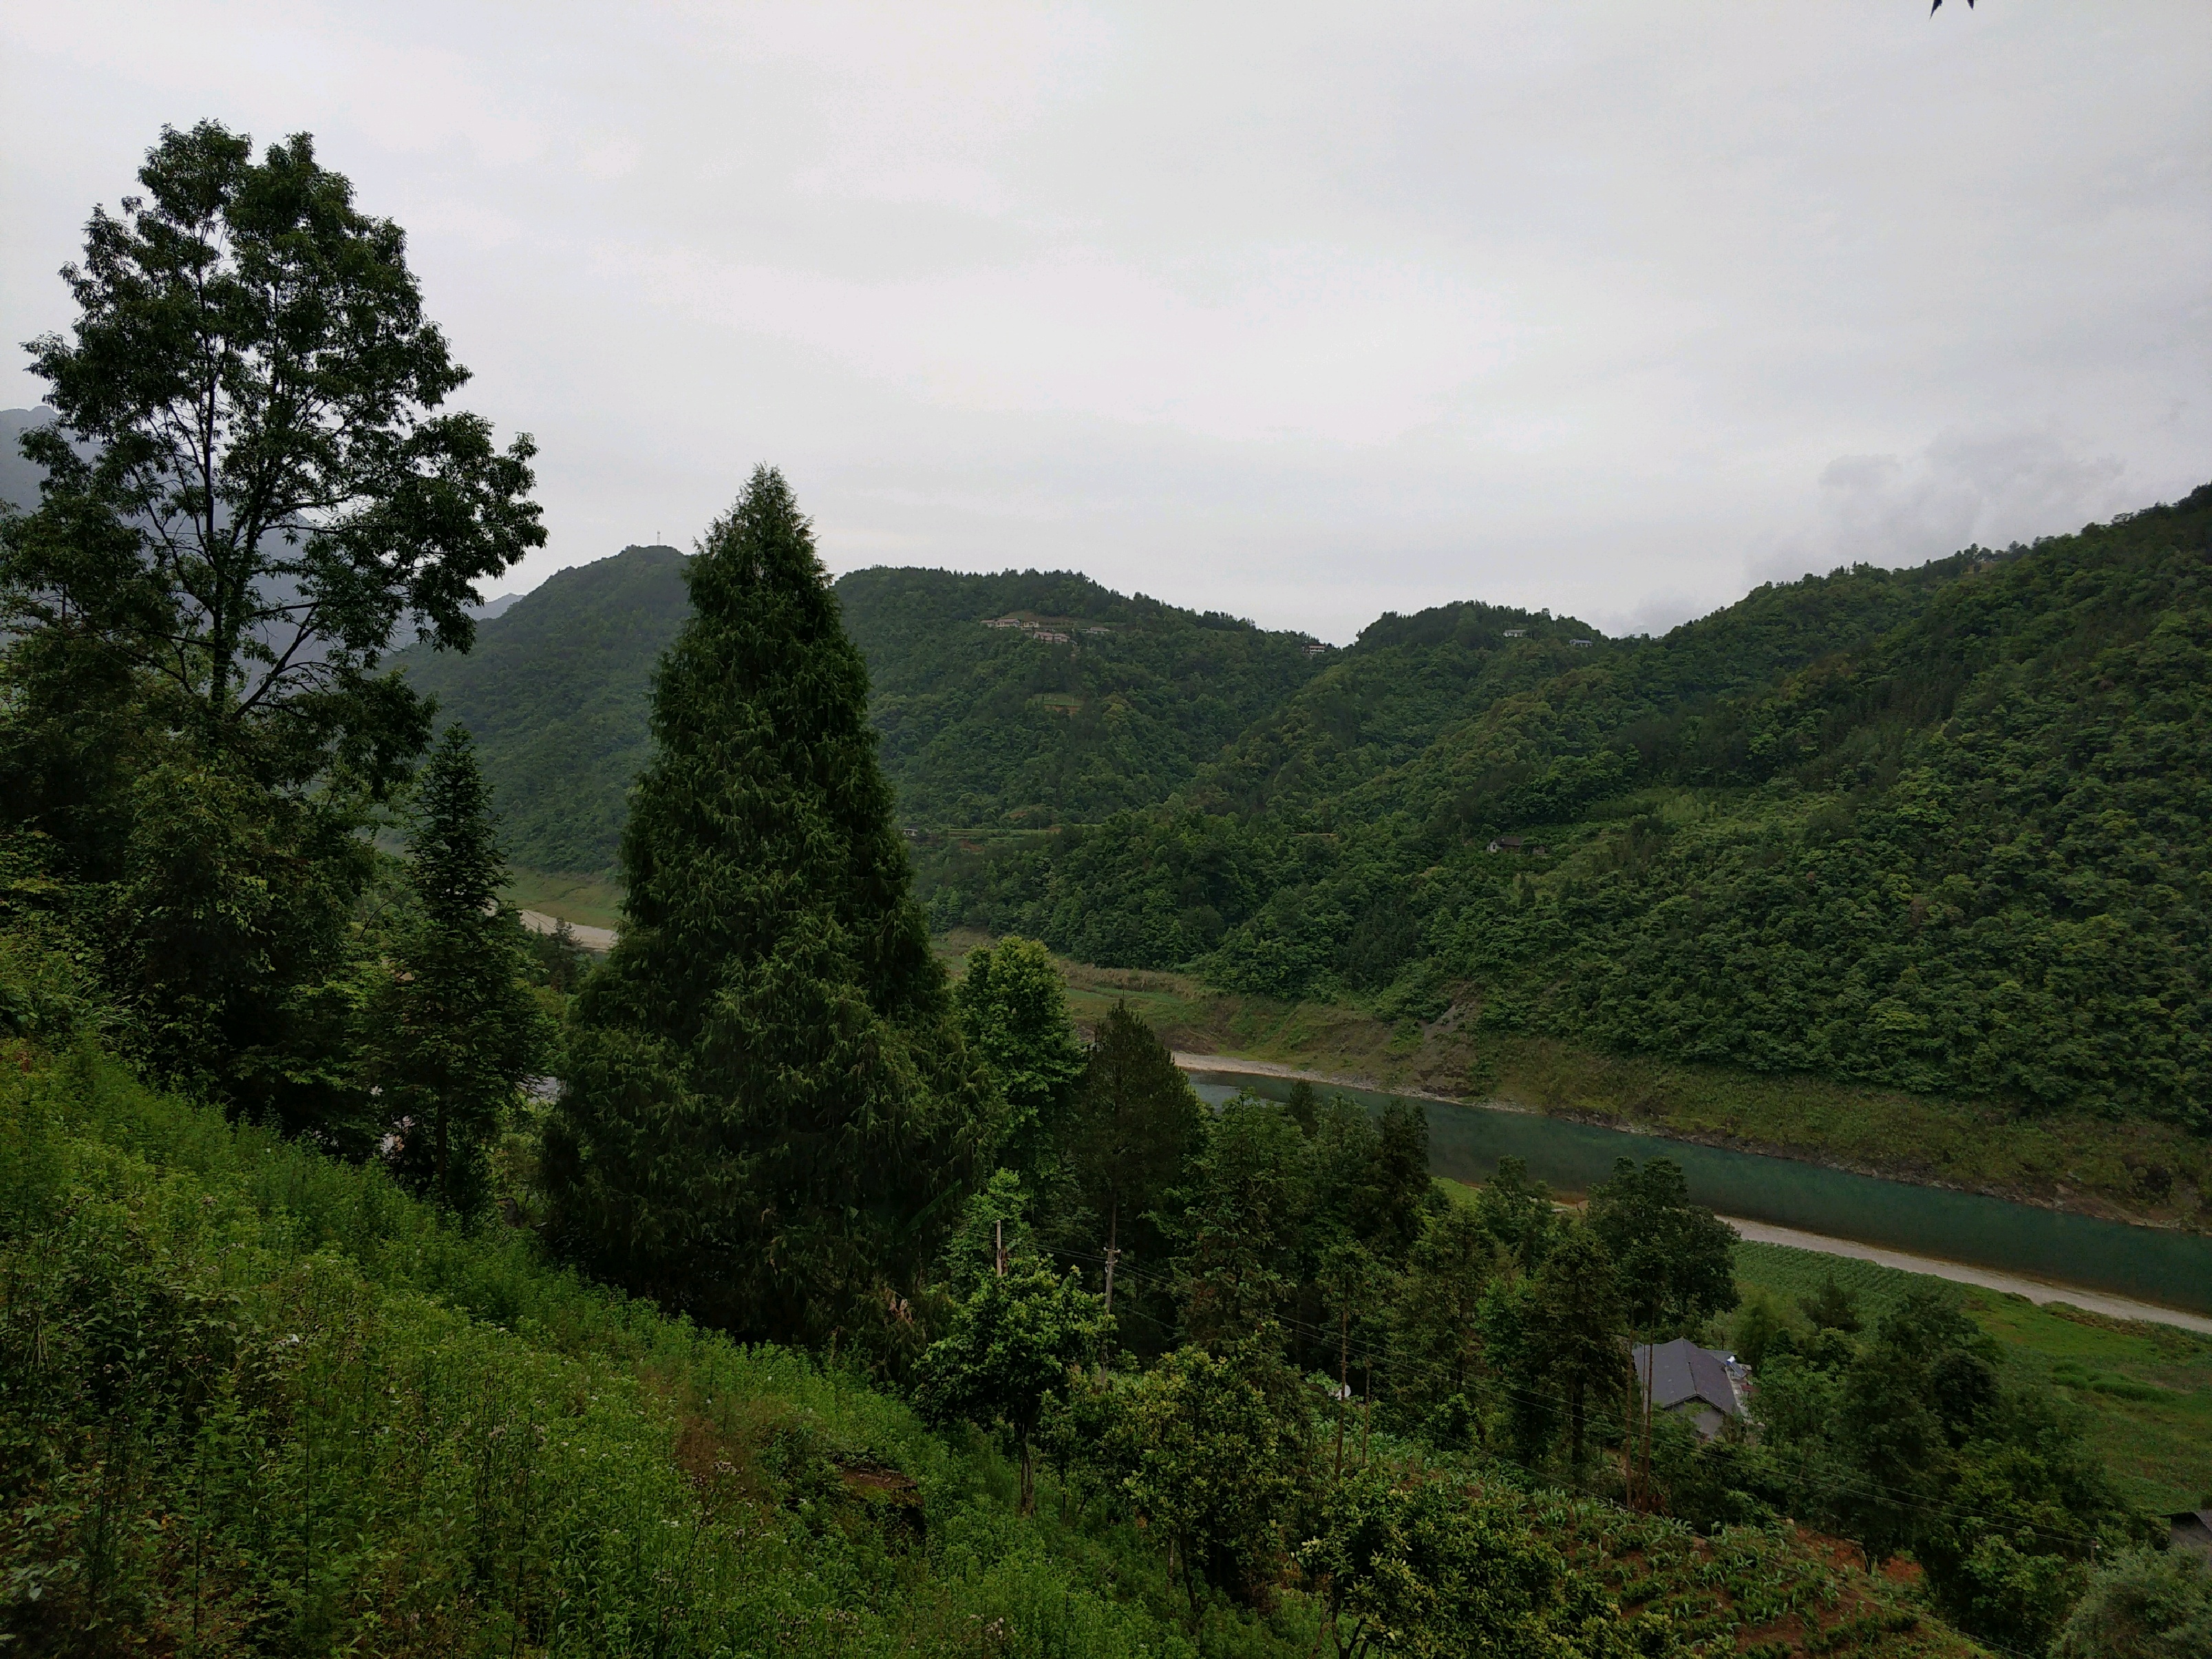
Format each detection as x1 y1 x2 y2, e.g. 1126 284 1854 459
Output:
542 467 993 1345
1063 1003 1202 1340
1530 1223 1627 1477
365 725 544 1216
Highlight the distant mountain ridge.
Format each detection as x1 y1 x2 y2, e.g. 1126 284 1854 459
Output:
394 552 1335 871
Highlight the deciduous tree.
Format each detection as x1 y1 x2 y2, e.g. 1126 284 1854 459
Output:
1120 1344 1296 1628
916 1255 1107 1513
1 120 540 1122
953 936 1085 1182
1586 1157 1736 1336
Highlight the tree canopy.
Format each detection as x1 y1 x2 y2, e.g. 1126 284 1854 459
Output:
542 467 993 1346
0 120 540 1123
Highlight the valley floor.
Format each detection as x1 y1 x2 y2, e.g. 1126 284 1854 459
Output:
1001 944 2210 1238
494 887 2210 1238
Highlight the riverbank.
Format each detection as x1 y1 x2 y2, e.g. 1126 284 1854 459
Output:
1033 951 2210 1236
1721 1217 2212 1335
502 867 624 932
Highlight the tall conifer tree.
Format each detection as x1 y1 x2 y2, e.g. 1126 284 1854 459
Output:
365 724 544 1215
542 467 992 1344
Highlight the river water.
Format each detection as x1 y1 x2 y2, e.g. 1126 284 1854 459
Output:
1185 1068 2212 1318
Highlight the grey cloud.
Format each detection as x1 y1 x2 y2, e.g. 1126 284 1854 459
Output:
3 3 2205 643
1756 424 2136 589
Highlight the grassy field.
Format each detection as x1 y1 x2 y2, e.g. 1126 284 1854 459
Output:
501 865 626 931
935 935 2209 1235
1731 1241 2212 1517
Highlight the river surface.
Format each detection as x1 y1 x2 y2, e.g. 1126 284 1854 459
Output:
1183 1065 2212 1320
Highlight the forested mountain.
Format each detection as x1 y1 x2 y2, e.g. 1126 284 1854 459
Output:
935 489 2212 1131
403 489 2210 1131
397 553 1329 869
398 544 692 871
839 567 1327 824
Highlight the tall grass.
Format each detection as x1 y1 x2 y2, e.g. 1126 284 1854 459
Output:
0 1042 1214 1657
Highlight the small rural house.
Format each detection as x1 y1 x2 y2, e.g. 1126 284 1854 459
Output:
1632 1338 1747 1441
2171 1508 2212 1560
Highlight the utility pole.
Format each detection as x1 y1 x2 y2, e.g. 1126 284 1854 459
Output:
1102 1203 1118 1316
1361 1358 1374 1465
1334 1302 1350 1479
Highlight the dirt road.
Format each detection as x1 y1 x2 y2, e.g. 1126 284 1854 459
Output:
518 909 617 952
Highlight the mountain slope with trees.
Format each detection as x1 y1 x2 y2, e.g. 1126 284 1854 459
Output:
396 556 1331 871
930 490 2212 1134
837 567 1328 827
396 542 691 871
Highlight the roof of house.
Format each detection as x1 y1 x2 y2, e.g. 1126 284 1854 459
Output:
1633 1338 1741 1417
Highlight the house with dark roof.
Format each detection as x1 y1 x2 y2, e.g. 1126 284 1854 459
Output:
1632 1338 1745 1441
2171 1508 2212 1561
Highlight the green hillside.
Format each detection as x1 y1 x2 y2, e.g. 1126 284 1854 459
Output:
839 567 1327 827
398 556 1330 871
6 1035 2017 1659
404 491 2211 1136
928 489 2212 1134
396 545 692 872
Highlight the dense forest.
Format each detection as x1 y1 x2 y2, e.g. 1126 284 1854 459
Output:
394 556 1336 870
927 496 2212 1133
393 482 2210 1135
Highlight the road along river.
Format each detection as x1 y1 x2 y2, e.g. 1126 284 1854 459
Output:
518 909 617 952
1178 1055 2212 1331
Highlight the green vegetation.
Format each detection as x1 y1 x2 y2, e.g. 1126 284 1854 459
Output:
0 120 540 1143
0 1043 2032 1658
2053 1547 2212 1659
544 470 992 1349
396 545 690 874
17 121 2212 1659
398 562 1330 875
359 726 549 1217
837 568 1328 828
1733 1242 2212 1516
0 1046 1229 1655
498 867 625 933
927 493 2212 1139
1026 951 2211 1228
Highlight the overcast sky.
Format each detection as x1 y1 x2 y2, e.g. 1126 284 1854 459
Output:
4 3 2206 641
